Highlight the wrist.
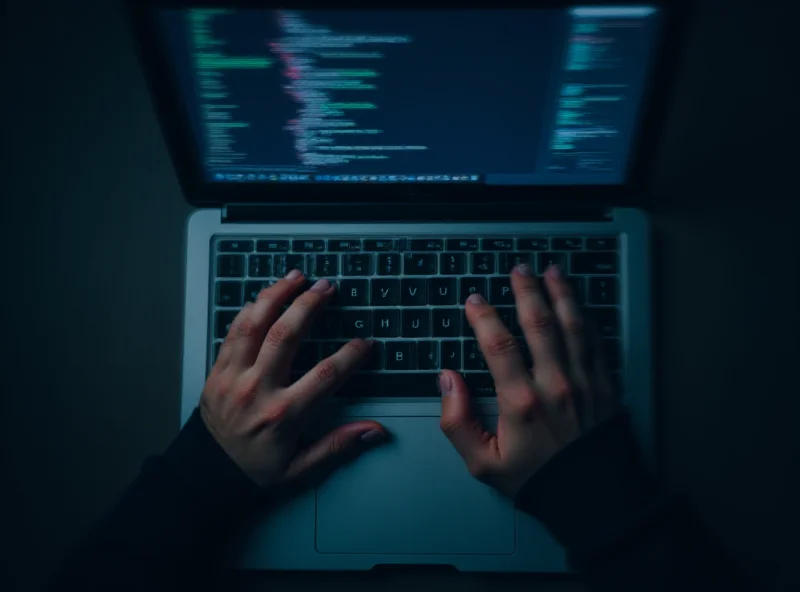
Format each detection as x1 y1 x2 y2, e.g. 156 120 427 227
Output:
515 412 661 551
164 408 263 510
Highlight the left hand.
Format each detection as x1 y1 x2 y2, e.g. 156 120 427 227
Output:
200 270 387 487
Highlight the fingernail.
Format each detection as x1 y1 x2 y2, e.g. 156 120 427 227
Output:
309 278 331 293
467 293 485 305
360 429 384 444
545 264 561 279
514 263 533 277
438 372 453 396
285 269 302 280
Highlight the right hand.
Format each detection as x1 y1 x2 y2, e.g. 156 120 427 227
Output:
439 263 618 497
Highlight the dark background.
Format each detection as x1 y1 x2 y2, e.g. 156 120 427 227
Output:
2 0 798 591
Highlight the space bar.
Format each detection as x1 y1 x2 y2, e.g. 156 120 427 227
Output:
338 373 439 397
338 373 496 397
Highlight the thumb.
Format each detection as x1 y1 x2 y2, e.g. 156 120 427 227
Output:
439 371 497 474
284 421 386 482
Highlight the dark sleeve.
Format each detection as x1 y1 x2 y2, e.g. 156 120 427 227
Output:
49 408 262 591
515 412 753 591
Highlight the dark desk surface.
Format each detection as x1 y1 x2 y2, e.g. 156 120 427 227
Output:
4 0 797 590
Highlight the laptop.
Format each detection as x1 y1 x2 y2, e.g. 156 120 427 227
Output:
128 0 678 572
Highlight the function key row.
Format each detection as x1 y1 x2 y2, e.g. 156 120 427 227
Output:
217 251 618 279
218 237 618 253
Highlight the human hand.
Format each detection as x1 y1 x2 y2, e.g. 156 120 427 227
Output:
439 264 618 497
200 270 386 487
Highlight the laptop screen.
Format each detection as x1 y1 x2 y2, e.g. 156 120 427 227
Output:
158 6 660 186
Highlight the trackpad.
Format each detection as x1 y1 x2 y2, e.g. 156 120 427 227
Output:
315 416 516 555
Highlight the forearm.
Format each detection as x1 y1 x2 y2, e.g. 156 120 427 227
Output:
49 409 261 590
516 413 752 591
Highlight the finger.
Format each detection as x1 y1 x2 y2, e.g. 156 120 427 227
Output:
542 265 590 393
511 264 571 399
252 278 336 384
283 421 386 482
229 270 305 370
439 370 499 479
464 293 533 416
285 339 373 415
212 302 253 374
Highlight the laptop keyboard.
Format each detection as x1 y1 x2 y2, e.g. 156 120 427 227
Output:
212 236 621 397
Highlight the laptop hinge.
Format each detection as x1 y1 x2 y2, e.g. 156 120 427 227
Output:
222 202 611 223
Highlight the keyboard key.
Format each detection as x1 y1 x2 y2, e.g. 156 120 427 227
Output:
518 238 549 251
496 307 518 335
589 277 618 305
292 239 325 252
404 253 437 275
372 310 399 338
311 310 339 339
401 279 427 306
385 342 416 370
402 309 431 337
363 341 385 371
461 309 475 338
499 252 533 274
417 341 440 370
587 237 617 250
320 341 347 360
293 343 319 372
536 252 568 275
440 252 466 275
371 279 400 306
604 338 621 369
215 310 238 338
432 308 461 337
441 341 462 370
471 253 495 274
572 253 618 274
459 277 486 303
217 255 245 278
446 238 478 251
364 239 395 251
340 310 371 338
219 240 253 253
328 239 362 252
482 238 514 251
256 239 289 252
464 373 495 396
463 340 488 371
340 373 439 397
342 254 373 276
216 281 243 307
248 255 272 278
244 280 271 302
408 238 443 251
275 254 305 276
428 278 457 305
489 277 514 305
310 254 338 277
552 238 584 250
377 253 401 276
568 276 586 305
336 279 369 306
586 307 618 337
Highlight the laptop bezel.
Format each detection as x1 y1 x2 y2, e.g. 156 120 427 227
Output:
126 0 690 209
